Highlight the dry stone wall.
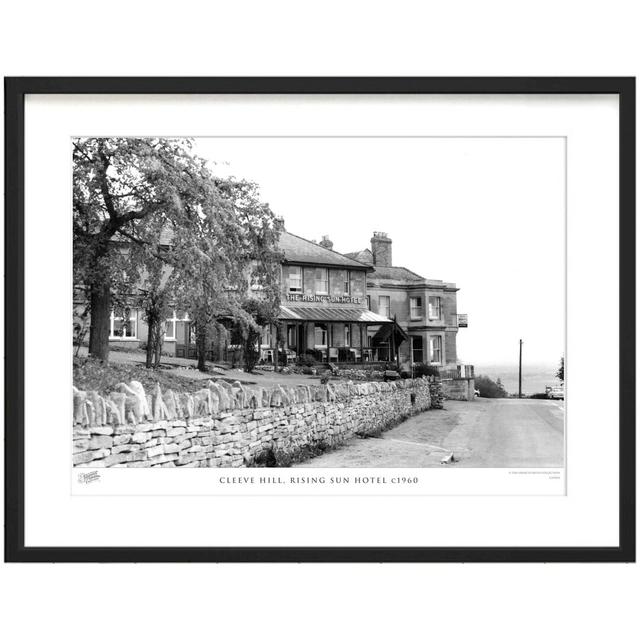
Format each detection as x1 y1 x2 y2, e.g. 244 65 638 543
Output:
428 377 445 409
72 377 437 468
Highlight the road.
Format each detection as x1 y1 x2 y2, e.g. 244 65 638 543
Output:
295 398 565 468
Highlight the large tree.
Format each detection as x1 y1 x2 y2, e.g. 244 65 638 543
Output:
172 178 283 371
74 137 283 369
73 138 215 361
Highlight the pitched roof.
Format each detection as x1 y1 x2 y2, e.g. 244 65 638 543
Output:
370 265 456 288
344 246 457 287
370 265 427 282
343 248 374 265
278 231 371 269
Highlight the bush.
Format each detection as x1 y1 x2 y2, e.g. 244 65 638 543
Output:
412 363 440 378
474 375 509 398
297 353 318 367
243 341 261 373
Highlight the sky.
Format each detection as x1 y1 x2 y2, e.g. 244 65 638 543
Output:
192 137 565 367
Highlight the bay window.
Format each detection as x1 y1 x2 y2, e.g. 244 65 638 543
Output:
411 336 424 363
410 296 423 320
428 296 441 320
429 335 443 364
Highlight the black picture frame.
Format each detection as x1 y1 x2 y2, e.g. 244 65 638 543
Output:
4 77 635 563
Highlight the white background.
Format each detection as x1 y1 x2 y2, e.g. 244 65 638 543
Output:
27 94 607 546
1 2 638 639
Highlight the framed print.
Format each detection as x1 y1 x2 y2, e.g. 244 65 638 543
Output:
4 77 635 562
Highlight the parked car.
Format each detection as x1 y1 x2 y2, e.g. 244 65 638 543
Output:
546 385 564 400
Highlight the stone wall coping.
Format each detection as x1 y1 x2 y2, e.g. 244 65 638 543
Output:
72 376 434 428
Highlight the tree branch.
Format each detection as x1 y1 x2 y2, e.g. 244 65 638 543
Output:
72 142 93 164
114 228 175 267
97 141 118 221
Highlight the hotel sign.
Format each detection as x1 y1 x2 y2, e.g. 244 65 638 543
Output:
286 294 362 304
457 314 468 327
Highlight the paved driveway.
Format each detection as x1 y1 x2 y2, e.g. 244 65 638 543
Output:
295 398 565 468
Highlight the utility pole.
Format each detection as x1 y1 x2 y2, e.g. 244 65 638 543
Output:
518 339 523 399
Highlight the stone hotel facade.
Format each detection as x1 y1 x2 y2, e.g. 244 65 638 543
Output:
344 232 463 369
75 229 466 371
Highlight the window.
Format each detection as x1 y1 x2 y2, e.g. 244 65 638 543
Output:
428 296 441 320
366 295 371 310
344 324 351 347
289 266 302 293
287 324 297 348
315 268 329 294
378 295 390 318
429 335 442 364
314 323 328 347
110 307 137 339
411 336 424 363
164 317 175 340
164 310 189 341
410 297 423 320
344 271 351 295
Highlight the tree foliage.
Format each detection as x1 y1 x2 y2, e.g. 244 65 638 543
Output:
230 298 281 374
474 375 509 398
73 137 283 367
556 356 564 382
170 177 283 371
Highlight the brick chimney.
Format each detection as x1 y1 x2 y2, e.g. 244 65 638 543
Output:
319 235 334 250
370 231 392 267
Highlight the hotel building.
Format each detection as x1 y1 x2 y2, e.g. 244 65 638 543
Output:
75 229 465 370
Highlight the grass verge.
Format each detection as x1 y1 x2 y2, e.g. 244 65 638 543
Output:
73 356 211 395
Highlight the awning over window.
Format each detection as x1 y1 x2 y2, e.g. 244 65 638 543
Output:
278 306 392 324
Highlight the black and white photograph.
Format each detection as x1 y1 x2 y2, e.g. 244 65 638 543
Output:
6 77 632 563
72 135 565 473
